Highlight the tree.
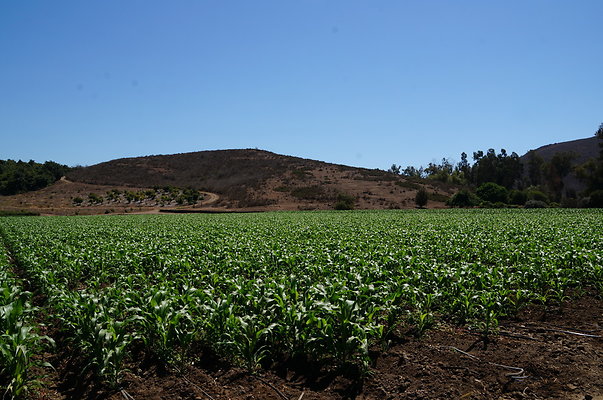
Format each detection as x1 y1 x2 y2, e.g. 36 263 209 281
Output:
424 158 454 182
415 187 428 208
471 149 522 188
476 182 509 204
526 150 544 186
402 166 424 178
388 164 401 175
447 190 480 207
0 159 70 195
541 151 577 201
575 124 603 195
456 152 470 177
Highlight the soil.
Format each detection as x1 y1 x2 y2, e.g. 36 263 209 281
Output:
32 294 603 400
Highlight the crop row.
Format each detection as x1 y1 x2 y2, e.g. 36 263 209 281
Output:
0 209 601 392
0 244 53 398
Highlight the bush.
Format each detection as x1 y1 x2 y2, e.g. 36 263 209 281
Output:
415 188 428 208
524 200 547 209
291 186 325 200
476 182 508 204
526 189 549 204
447 190 480 208
334 193 355 210
428 192 451 203
509 190 527 206
88 193 103 204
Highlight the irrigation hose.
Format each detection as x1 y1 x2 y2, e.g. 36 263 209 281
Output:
518 324 602 338
441 346 529 380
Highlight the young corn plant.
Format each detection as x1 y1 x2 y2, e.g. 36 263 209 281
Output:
229 316 275 372
473 293 502 346
58 293 133 388
408 292 435 337
0 288 54 399
137 289 197 364
312 298 379 372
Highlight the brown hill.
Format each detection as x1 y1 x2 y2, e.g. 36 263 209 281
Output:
523 136 600 165
54 149 451 213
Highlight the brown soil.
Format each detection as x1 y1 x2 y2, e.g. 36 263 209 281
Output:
33 295 603 400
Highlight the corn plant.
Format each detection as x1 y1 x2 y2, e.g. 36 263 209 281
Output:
0 263 53 399
136 288 198 364
56 292 133 387
228 316 275 371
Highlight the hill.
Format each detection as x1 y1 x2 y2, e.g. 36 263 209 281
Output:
520 135 601 195
1 150 453 215
522 136 599 165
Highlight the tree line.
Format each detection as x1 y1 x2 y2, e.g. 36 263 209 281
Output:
391 124 603 208
0 159 71 195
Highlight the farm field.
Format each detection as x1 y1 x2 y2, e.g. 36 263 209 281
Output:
0 210 602 399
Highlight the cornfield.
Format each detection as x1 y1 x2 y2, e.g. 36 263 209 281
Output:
0 209 601 397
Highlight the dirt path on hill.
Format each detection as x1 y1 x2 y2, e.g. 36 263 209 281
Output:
199 191 219 205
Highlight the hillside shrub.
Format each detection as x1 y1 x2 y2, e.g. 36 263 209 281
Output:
291 186 325 200
428 192 450 203
415 188 428 208
0 210 40 216
88 193 103 204
334 193 355 210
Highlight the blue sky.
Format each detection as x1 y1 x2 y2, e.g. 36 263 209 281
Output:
1 1 602 169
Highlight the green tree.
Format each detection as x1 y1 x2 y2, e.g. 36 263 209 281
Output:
471 149 522 189
447 190 480 207
525 150 544 186
541 151 576 201
0 159 70 195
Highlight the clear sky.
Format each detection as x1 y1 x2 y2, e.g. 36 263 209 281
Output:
1 1 602 170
